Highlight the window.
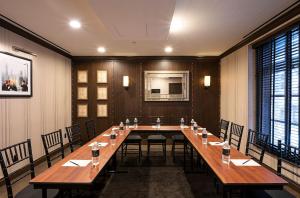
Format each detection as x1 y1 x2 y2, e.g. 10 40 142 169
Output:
256 24 300 150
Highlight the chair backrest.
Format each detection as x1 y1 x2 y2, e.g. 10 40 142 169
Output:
277 140 300 184
0 139 35 198
219 119 230 141
41 129 64 168
85 120 96 140
66 124 82 152
246 129 269 163
228 122 244 151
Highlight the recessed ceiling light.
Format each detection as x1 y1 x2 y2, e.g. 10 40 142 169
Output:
69 20 81 29
97 47 106 53
165 46 173 53
170 17 183 33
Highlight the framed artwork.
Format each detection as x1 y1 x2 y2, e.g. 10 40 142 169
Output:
97 104 108 117
0 52 32 97
77 87 88 100
97 87 107 100
77 104 88 117
97 70 107 83
77 70 88 83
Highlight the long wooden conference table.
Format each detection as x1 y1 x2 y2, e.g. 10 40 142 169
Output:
30 125 287 197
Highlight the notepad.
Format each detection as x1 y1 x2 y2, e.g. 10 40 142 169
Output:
231 159 261 167
197 132 213 136
88 142 108 147
209 142 225 146
63 160 91 167
129 126 135 129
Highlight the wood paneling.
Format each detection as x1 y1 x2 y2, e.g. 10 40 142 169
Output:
72 57 220 138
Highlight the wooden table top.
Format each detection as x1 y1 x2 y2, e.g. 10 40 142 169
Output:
30 125 287 187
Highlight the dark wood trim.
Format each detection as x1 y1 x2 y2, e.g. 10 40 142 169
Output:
252 18 300 48
220 2 300 58
72 56 219 62
0 15 71 58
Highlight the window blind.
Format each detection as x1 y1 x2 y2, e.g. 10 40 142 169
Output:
256 24 300 150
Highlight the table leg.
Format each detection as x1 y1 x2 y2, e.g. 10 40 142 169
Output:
183 139 186 171
42 188 47 198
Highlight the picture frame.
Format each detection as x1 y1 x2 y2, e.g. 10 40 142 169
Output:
77 87 88 100
0 52 32 97
97 104 108 117
77 104 88 117
97 70 107 83
77 70 88 83
97 87 108 100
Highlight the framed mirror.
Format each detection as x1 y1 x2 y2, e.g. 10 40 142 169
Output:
144 71 189 101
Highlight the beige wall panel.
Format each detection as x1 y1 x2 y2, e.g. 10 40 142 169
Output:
0 26 71 179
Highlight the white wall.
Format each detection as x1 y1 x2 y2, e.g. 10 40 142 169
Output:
0 27 71 177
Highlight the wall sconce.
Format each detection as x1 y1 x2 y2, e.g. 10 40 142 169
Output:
123 76 129 87
204 76 211 88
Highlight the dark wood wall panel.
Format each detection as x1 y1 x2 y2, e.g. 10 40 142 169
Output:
72 57 220 138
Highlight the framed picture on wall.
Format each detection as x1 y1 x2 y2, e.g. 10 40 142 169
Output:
0 52 32 97
77 70 88 83
77 87 88 100
78 104 88 117
97 70 107 83
97 104 108 117
97 87 107 100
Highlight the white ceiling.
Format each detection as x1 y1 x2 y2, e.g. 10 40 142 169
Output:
0 0 297 56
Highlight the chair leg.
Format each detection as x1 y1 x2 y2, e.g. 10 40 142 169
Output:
147 141 150 160
125 143 128 156
121 143 124 162
163 142 167 160
172 141 175 161
139 142 142 164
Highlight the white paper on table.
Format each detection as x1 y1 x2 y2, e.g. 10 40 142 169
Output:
198 132 213 136
231 159 261 167
88 142 108 147
112 127 119 130
103 133 118 137
129 126 135 129
209 142 225 146
63 160 91 167
152 126 158 128
181 126 189 129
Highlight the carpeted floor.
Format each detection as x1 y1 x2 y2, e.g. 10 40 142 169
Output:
96 149 220 198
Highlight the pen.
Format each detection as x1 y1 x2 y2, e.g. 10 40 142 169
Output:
242 159 251 165
70 160 80 166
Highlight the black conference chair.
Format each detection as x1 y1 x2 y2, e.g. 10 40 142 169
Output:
219 119 230 141
245 129 269 164
228 123 244 151
85 120 96 140
121 135 143 163
147 135 167 160
171 134 185 161
66 124 83 152
250 140 296 198
0 139 59 198
146 117 167 160
41 129 64 168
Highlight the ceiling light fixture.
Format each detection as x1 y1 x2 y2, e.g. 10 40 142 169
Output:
170 17 183 33
165 46 173 53
69 20 81 29
97 47 106 53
